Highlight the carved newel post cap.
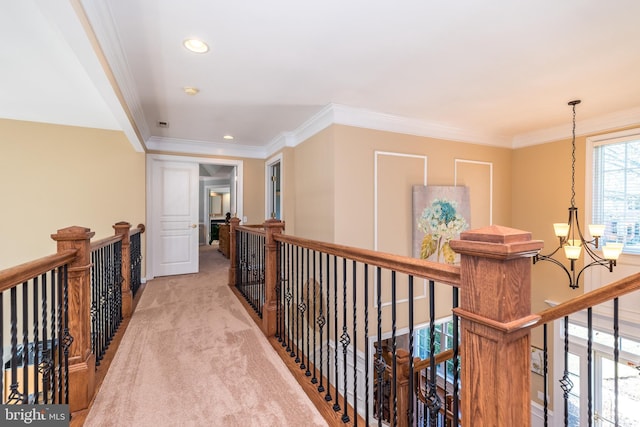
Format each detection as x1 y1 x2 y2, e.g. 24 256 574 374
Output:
450 225 543 260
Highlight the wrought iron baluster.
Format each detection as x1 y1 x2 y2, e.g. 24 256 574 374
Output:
364 264 369 426
295 245 301 365
22 282 30 403
311 250 318 384
427 280 441 427
392 271 397 426
559 316 573 426
317 252 325 393
453 287 460 427
41 273 50 404
33 276 40 403
613 297 619 427
333 255 340 413
303 248 310 375
587 308 593 427
324 253 333 403
408 275 414 426
57 267 64 404
8 286 23 404
50 266 57 403
376 266 383 427
287 244 294 356
351 260 358 425
543 323 549 427
340 257 350 423
0 291 3 401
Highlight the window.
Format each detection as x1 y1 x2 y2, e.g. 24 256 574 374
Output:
591 129 640 254
566 321 640 426
265 154 282 220
414 318 456 382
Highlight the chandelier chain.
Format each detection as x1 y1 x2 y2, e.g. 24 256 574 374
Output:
570 102 577 208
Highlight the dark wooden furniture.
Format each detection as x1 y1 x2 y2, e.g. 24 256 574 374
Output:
218 224 230 258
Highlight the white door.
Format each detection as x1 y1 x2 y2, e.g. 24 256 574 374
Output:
152 159 199 276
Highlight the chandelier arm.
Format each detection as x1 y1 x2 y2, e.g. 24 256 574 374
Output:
532 254 574 284
575 259 616 288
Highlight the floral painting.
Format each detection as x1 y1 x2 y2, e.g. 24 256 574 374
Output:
412 186 470 264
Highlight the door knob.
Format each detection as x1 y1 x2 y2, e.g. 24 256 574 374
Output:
191 224 197 228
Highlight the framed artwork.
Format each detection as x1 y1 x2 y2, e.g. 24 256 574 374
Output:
531 346 544 376
412 185 470 264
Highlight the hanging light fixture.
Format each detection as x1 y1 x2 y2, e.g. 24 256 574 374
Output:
533 100 623 289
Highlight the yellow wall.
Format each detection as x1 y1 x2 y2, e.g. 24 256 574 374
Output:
0 119 146 269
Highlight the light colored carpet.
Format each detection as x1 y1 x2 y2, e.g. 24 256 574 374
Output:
84 244 328 427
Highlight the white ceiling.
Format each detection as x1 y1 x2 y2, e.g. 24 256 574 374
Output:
3 0 640 157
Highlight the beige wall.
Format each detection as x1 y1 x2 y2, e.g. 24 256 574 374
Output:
0 119 146 269
291 127 336 241
331 124 513 252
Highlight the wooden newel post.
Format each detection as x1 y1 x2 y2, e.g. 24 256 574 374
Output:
449 225 543 427
51 226 96 413
113 221 132 318
228 217 241 287
393 348 416 427
263 219 285 337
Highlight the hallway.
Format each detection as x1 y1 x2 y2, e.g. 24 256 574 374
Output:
82 244 327 426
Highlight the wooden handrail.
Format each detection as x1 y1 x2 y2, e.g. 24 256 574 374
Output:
90 234 123 251
275 234 461 287
531 271 640 327
413 348 455 372
129 223 146 236
0 249 77 293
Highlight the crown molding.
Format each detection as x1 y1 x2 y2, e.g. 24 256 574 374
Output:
79 0 150 145
512 106 640 148
330 103 513 148
146 136 268 159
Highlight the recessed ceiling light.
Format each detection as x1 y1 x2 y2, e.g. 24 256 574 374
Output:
183 87 199 95
183 38 209 53
223 135 234 140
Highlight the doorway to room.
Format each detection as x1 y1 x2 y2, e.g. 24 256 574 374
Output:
146 154 243 280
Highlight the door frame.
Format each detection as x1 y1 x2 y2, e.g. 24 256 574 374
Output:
146 153 244 280
265 152 283 220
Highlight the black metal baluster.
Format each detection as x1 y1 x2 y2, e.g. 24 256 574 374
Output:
276 241 282 342
341 258 350 423
33 276 40 403
295 246 301 365
304 248 310 376
9 286 22 403
376 266 383 427
22 282 30 403
352 260 358 425
50 267 57 403
288 244 294 357
587 307 593 427
427 280 440 427
57 267 64 404
559 316 573 427
41 273 49 404
324 253 333 403
452 287 460 427
364 264 369 426
318 252 325 394
0 291 3 401
408 275 415 426
543 323 549 427
312 250 318 384
391 271 397 426
333 255 340 413
613 297 619 427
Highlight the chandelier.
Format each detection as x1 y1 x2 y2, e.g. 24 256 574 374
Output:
533 100 623 289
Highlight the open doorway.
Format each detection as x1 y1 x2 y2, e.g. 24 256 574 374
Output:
146 153 243 280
